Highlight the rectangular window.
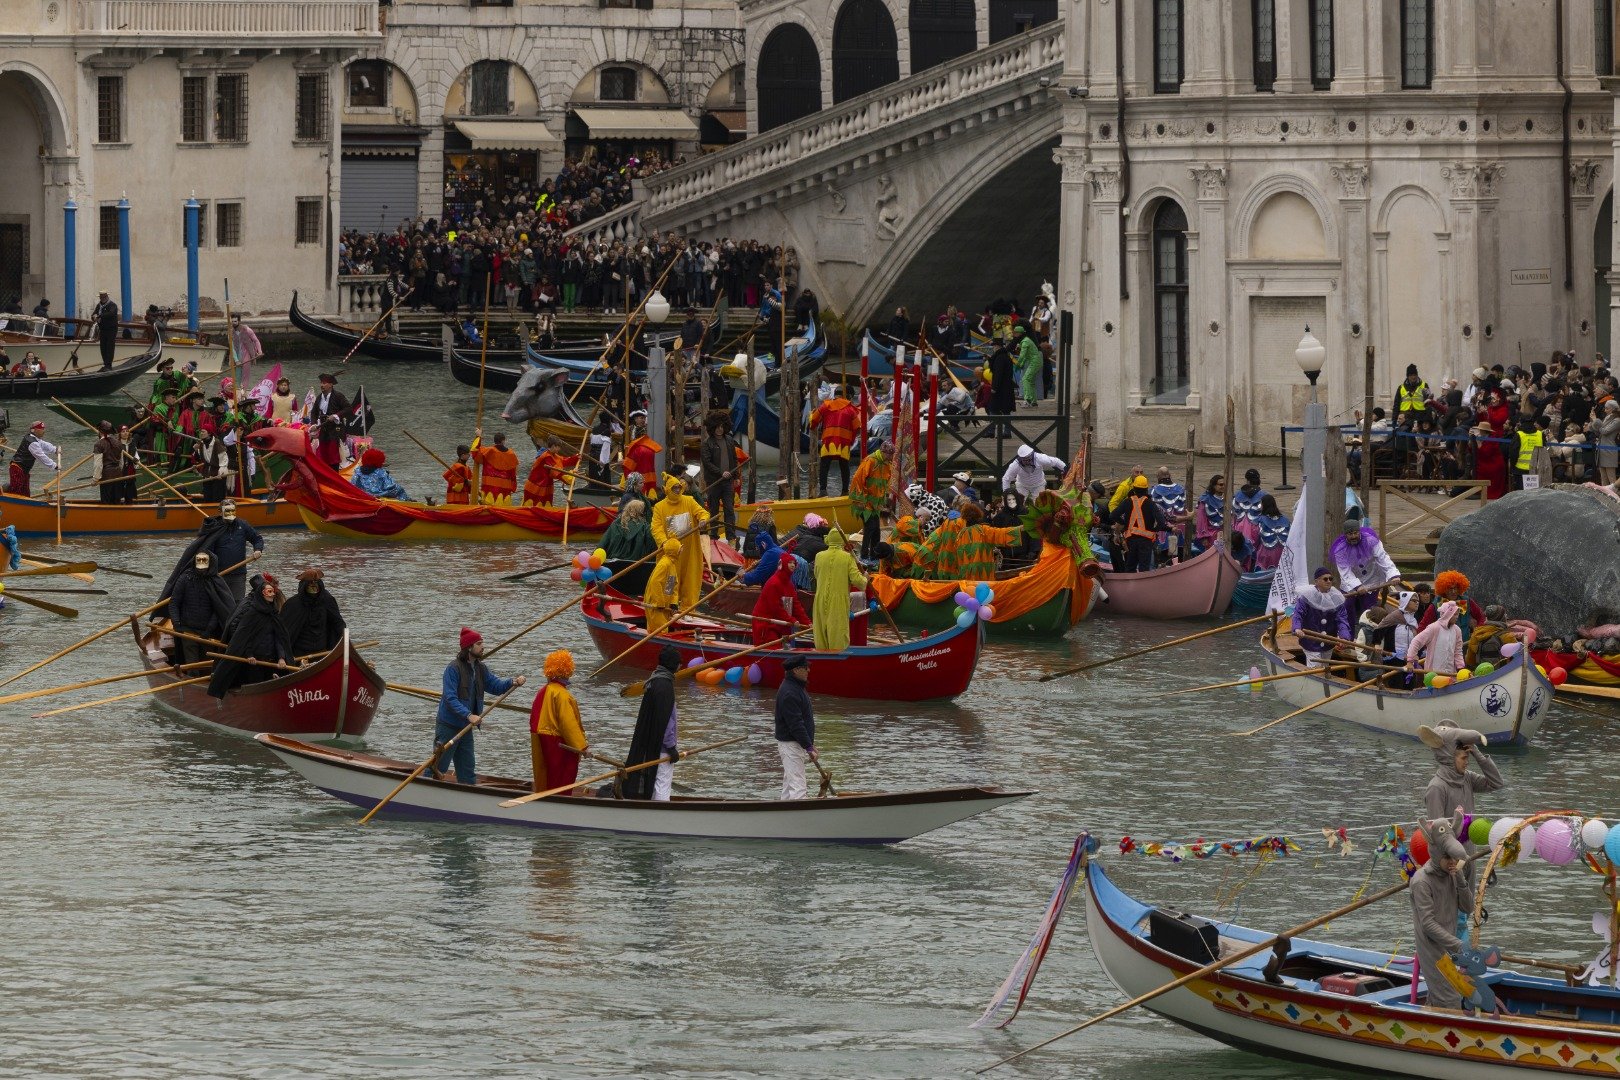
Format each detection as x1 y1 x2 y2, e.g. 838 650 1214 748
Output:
599 0 636 8
347 60 390 108
180 200 209 248
1154 0 1183 94
1598 0 1615 77
470 0 514 6
295 73 329 141
215 202 242 248
1401 0 1432 89
296 198 322 245
469 60 508 116
600 67 638 102
182 76 209 142
98 204 120 251
96 76 123 143
1309 0 1334 89
1252 0 1276 92
215 73 248 142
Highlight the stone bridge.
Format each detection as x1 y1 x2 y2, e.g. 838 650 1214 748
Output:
575 22 1063 325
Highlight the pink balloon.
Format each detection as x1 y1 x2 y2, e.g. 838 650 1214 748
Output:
1537 818 1578 865
1500 642 1520 658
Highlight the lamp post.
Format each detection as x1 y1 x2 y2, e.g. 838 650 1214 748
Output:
644 288 671 477
1296 326 1329 577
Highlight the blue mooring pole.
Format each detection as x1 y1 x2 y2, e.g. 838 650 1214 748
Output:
116 194 132 328
185 195 200 334
62 198 77 319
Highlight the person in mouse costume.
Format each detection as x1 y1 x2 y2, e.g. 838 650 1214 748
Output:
1409 810 1477 1011
1419 721 1502 896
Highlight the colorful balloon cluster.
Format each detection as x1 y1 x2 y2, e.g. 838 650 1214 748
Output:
1235 665 1264 693
952 584 996 629
686 657 764 687
571 547 612 584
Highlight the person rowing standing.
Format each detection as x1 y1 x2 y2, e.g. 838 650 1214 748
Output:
433 627 525 785
774 653 816 800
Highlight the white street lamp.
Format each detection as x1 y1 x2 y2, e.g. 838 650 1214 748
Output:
644 289 671 325
1295 325 1326 403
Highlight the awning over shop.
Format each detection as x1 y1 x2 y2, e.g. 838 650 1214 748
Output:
452 120 562 151
569 107 700 140
705 109 747 135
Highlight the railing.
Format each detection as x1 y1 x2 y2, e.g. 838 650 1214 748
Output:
642 22 1064 218
78 0 379 36
337 274 388 316
563 201 644 246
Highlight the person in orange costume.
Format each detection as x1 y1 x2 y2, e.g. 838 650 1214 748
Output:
443 444 474 505
472 429 520 505
623 410 661 496
530 649 589 794
522 436 580 507
809 386 860 496
751 556 810 645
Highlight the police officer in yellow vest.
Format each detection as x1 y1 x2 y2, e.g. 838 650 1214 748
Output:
1394 363 1429 426
1120 475 1163 573
1510 417 1544 489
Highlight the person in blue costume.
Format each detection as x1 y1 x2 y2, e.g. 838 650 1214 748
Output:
351 447 409 500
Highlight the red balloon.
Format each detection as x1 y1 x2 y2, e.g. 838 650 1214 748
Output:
570 567 584 582
1408 829 1430 867
1550 667 1568 686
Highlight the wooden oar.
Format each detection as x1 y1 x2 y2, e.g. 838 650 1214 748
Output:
1229 674 1385 737
812 757 838 798
3 587 107 595
22 553 151 579
618 628 806 698
38 450 96 495
4 591 78 617
978 850 1484 1073
401 428 453 472
0 660 213 705
1295 628 1397 656
52 398 208 519
0 562 98 578
1039 611 1275 682
0 597 169 691
385 682 531 716
871 599 908 643
500 559 575 584
499 734 746 807
339 287 411 364
591 559 753 678
357 682 525 825
32 674 212 718
1156 660 1406 697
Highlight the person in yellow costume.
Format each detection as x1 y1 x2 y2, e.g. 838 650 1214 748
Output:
649 472 710 609
812 526 867 651
643 538 683 636
529 649 588 794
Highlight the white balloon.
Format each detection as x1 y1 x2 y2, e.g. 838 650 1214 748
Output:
1584 819 1611 852
1521 824 1539 857
1489 817 1521 849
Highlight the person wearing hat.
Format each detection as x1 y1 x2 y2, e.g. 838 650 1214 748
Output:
1419 720 1502 890
1461 365 1493 409
472 429 519 505
433 627 525 785
1393 363 1430 428
1146 466 1188 562
1012 323 1043 406
1408 599 1466 677
649 472 709 608
622 411 661 497
352 447 408 500
752 551 811 646
529 650 589 795
207 573 289 698
643 538 684 635
1118 475 1163 573
774 652 817 800
149 357 185 407
848 441 891 561
944 470 979 506
1330 505 1400 621
309 373 349 427
699 411 741 543
279 568 346 657
167 551 236 669
200 498 265 603
622 644 683 800
812 526 866 651
1293 566 1351 667
5 420 57 496
91 290 119 370
91 420 124 504
903 481 950 538
1408 809 1477 1009
1001 443 1066 502
194 421 234 503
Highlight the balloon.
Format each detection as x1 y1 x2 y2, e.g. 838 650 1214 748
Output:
747 663 763 685
1550 667 1568 686
1423 672 1437 687
724 666 743 685
954 591 974 608
1520 823 1538 857
593 547 608 564
1455 669 1472 682
1606 824 1620 866
1474 662 1495 677
574 550 591 567
1538 818 1577 865
1431 675 1452 689
978 604 995 622
701 668 725 685
983 366 992 381
1523 627 1538 646
1408 829 1430 867
1535 664 1548 679
962 597 980 614
588 554 604 570
1488 817 1521 850
687 658 704 669
1500 642 1521 658
1469 818 1492 846
975 583 993 604
956 609 976 629
570 567 584 582
1582 818 1610 852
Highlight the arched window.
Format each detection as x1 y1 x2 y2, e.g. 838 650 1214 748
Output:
1151 200 1190 404
599 66 638 102
832 0 900 103
757 25 821 132
910 0 976 73
1400 0 1432 89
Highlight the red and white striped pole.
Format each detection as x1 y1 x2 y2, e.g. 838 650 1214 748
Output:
926 353 939 491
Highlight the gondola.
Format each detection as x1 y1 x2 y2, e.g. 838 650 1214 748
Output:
255 733 1030 843
0 334 163 399
581 591 983 702
288 291 528 363
1099 543 1244 619
134 623 381 745
871 542 1102 637
2 314 226 375
858 331 983 378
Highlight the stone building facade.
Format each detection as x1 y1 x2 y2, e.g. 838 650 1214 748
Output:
342 0 745 230
1052 0 1619 453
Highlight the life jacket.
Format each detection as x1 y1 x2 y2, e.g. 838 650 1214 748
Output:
1396 381 1429 412
1124 494 1155 540
1514 430 1544 471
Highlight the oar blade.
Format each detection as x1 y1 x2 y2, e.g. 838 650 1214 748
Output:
5 591 79 617
0 562 98 579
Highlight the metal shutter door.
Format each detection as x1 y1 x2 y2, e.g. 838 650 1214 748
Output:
341 157 419 232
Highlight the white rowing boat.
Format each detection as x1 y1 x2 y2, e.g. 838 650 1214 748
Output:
256 734 1032 843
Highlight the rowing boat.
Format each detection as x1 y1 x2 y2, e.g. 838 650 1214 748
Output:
0 335 162 399
581 592 983 701
0 489 302 536
1229 567 1276 611
2 315 226 375
1099 543 1243 619
871 542 1101 636
247 426 616 542
289 292 528 364
255 733 1030 842
134 623 381 745
1085 856 1620 1078
1261 616 1553 745
858 331 983 377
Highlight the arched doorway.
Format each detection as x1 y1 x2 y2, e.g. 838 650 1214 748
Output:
1598 190 1612 360
0 69 65 314
757 24 821 132
909 0 976 74
832 0 900 104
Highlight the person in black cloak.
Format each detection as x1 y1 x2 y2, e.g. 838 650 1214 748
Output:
988 344 1017 416
208 573 291 697
166 551 236 668
621 645 681 800
280 568 346 657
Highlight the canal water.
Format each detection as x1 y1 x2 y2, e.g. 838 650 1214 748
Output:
4 356 1613 1078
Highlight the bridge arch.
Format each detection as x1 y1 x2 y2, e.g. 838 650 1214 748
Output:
757 23 822 132
832 0 901 103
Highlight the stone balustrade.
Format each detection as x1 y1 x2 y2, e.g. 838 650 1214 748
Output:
337 274 389 316
78 0 378 37
563 202 645 247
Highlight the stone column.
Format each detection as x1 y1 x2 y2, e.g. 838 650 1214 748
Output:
1571 158 1605 345
1331 161 1372 395
1189 163 1228 434
1442 160 1503 377
1054 140 1091 410
1086 164 1124 446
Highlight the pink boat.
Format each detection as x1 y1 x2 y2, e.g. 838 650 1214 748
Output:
1099 543 1243 620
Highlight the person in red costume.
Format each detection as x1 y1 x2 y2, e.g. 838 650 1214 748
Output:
751 557 810 645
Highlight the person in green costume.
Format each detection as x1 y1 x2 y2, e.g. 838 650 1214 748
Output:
812 526 866 651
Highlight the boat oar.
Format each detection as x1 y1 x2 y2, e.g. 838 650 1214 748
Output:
499 734 746 807
977 850 1485 1073
401 428 453 472
52 397 209 519
590 562 753 678
384 682 531 716
618 628 806 698
1039 611 1276 682
1229 674 1386 737
357 682 525 825
0 562 99 579
0 597 171 691
812 757 838 798
1156 660 1405 697
31 674 212 718
0 661 212 705
1295 628 1397 657
3 591 78 617
482 540 678 657
21 553 151 579
500 559 575 584
339 289 411 365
